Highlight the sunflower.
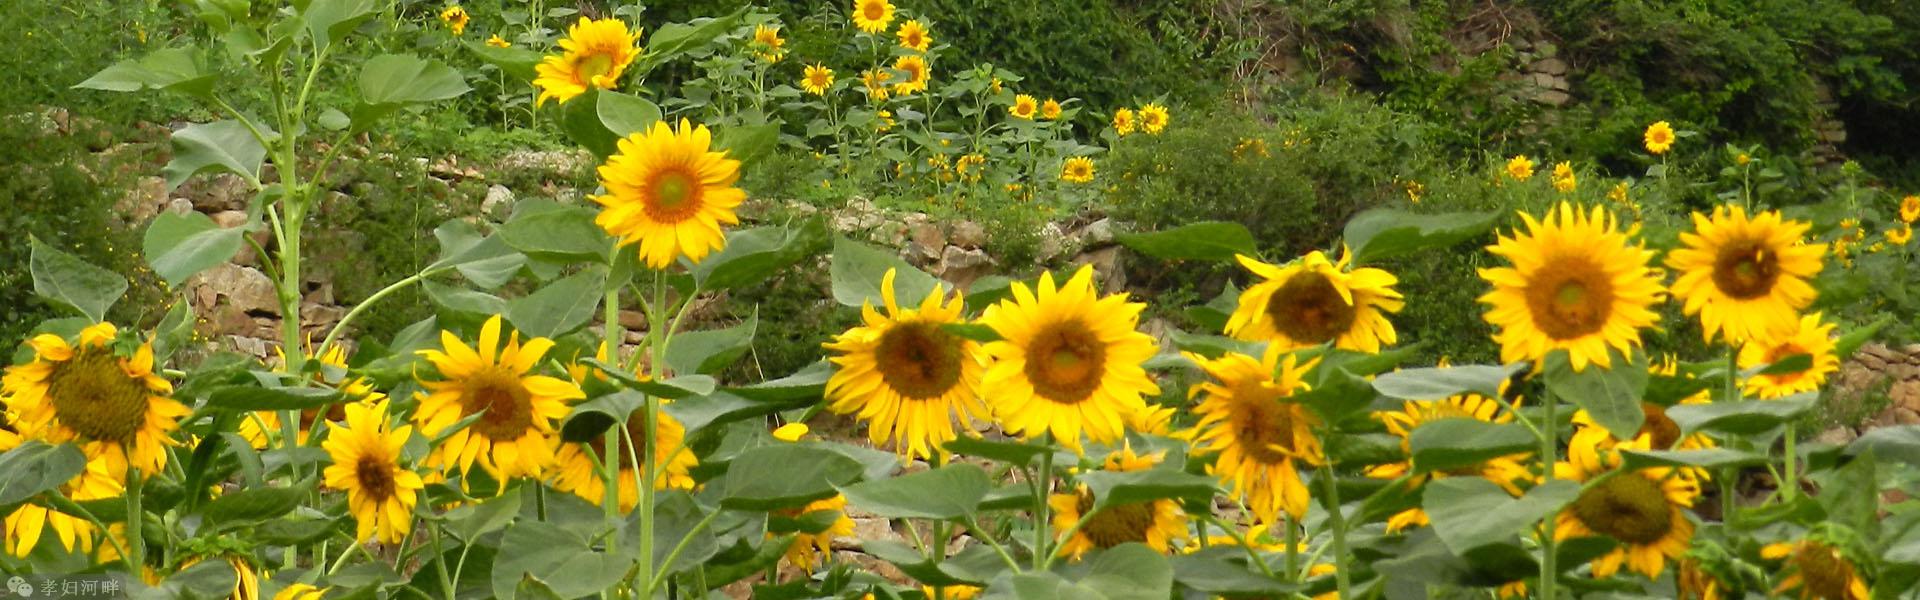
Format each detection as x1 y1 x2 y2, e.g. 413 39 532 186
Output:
1110 108 1136 136
1477 202 1665 371
2 448 121 558
802 63 834 96
1677 559 1727 600
1553 435 1698 579
860 68 892 101
851 0 894 34
439 6 469 36
550 407 697 511
1901 195 1919 224
823 269 987 461
955 153 985 182
1009 94 1038 120
751 24 786 63
1367 390 1533 533
977 266 1160 451
1762 539 1870 600
1225 249 1403 353
2 322 186 476
275 584 327 600
1049 446 1189 561
243 341 384 449
1505 155 1535 180
594 119 747 269
896 19 931 51
1645 121 1676 155
1041 98 1063 120
777 494 855 572
890 54 929 95
1553 161 1577 193
1739 313 1839 399
1138 103 1169 134
486 34 510 48
534 18 641 106
1060 157 1095 183
922 585 980 600
1186 347 1320 522
1889 224 1913 246
322 399 423 544
1666 205 1823 346
414 315 582 480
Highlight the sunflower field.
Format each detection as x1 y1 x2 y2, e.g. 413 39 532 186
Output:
6 0 1920 599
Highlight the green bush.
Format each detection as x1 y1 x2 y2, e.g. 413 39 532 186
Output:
310 152 477 343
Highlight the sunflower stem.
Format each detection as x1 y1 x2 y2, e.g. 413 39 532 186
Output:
1038 505 1098 572
1033 436 1054 570
1316 469 1352 599
1722 345 1740 526
637 272 669 595
126 468 145 572
1783 428 1798 501
1283 512 1299 581
961 515 1022 573
1539 385 1560 600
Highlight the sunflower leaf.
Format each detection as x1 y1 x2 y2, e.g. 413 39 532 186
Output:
1540 348 1648 441
206 385 345 411
837 462 990 520
506 265 608 338
1666 392 1817 436
163 119 269 190
1372 363 1527 401
1342 209 1500 265
692 220 829 292
1407 418 1534 474
0 442 87 507
29 235 128 323
830 236 937 308
663 310 757 376
1425 478 1578 554
1081 468 1218 512
1619 448 1770 471
75 46 216 98
717 444 862 511
596 91 664 138
142 206 247 287
1115 221 1256 262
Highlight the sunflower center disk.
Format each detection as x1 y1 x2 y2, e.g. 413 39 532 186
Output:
1234 394 1297 464
1711 240 1781 299
1640 403 1682 450
1024 324 1106 404
875 322 964 400
644 169 703 223
862 2 886 20
1266 272 1357 344
1076 492 1154 549
356 455 397 501
1525 258 1615 339
46 349 151 443
1794 544 1855 600
1570 473 1673 545
575 53 616 84
590 410 654 464
462 371 536 440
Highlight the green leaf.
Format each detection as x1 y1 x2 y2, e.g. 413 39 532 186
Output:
557 88 619 158
649 492 720 576
838 463 990 520
1425 478 1578 554
692 220 829 291
164 119 268 190
1343 209 1499 264
1080 468 1218 512
1166 330 1263 360
1291 364 1377 423
830 236 937 308
943 437 1053 467
144 210 246 287
1754 353 1813 376
0 442 87 506
506 266 607 338
75 46 215 97
423 280 508 317
1833 316 1891 359
1373 364 1525 401
1407 418 1533 474
639 8 748 70
206 385 344 411
1170 552 1297 597
718 444 862 510
465 40 542 81
1822 451 1877 538
716 122 782 166
1114 221 1256 262
663 311 756 376
30 236 128 323
942 323 1003 343
491 521 633 599
597 91 664 138
354 54 470 127
865 540 988 586
727 361 830 402
1667 392 1817 436
661 391 815 436
302 0 378 54
501 201 612 261
428 221 525 289
1540 348 1647 441
1848 425 1920 466
254 516 341 546
441 486 523 542
702 533 795 590
1076 543 1175 600
199 480 314 529
155 559 242 599
1620 448 1770 471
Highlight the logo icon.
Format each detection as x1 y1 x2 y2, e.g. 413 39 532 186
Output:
5 576 31 597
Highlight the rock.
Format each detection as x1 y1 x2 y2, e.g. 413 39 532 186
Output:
1072 246 1126 290
1531 73 1559 89
482 185 514 216
117 176 168 224
227 335 271 359
832 198 885 232
1036 222 1071 262
909 223 946 257
1813 427 1858 446
166 198 195 215
935 246 994 289
210 210 248 229
1533 57 1568 76
1896 407 1920 426
843 517 903 549
949 221 987 249
619 310 648 331
493 149 591 183
1079 218 1115 245
301 303 346 329
1893 381 1920 413
1535 90 1572 107
182 173 252 212
198 263 281 316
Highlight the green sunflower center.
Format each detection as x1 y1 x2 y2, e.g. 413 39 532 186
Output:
1525 257 1616 340
1024 323 1107 404
644 168 704 223
875 321 965 400
1570 472 1673 545
1265 271 1357 345
1640 402 1682 450
462 370 536 441
1792 543 1856 600
1711 240 1781 299
1075 491 1154 549
46 349 151 443
575 53 616 85
356 455 397 501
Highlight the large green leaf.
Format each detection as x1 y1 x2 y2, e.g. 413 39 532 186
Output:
428 220 525 289
1667 392 1817 436
1074 543 1176 600
649 492 720 575
1620 448 1770 471
837 463 990 520
501 201 612 261
302 0 378 54
1080 468 1218 511
726 360 830 402
163 119 268 190
30 236 128 323
491 521 633 599
464 40 543 81
144 210 246 287
206 385 345 411
693 220 829 291
1425 478 1578 554
1170 551 1297 597
423 280 508 317
75 46 215 97
505 266 607 338
716 121 782 167
440 491 521 542
354 54 470 127
1407 418 1534 474
0 442 87 506
1343 209 1499 264
830 236 937 308
943 437 1053 467
718 444 862 510
199 480 314 529
638 8 748 70
1114 221 1256 262
1541 348 1647 441
597 91 664 138
660 390 815 436
1372 364 1525 401
662 310 756 376
1848 425 1920 466
558 88 620 158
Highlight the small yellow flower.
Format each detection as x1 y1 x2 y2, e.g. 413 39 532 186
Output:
1010 94 1038 120
1405 180 1425 204
852 0 895 34
1901 195 1920 223
990 78 1003 94
1608 181 1631 205
1505 155 1535 180
802 63 834 96
1552 161 1577 193
1138 103 1169 134
876 110 895 132
1112 108 1136 136
486 34 510 48
1041 98 1062 120
1645 121 1676 154
1889 224 1913 246
752 24 786 63
860 68 892 101
896 19 931 52
1736 153 1751 166
1060 157 1095 183
439 6 469 36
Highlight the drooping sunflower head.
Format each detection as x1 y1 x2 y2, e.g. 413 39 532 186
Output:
1049 446 1189 560
896 19 931 51
1041 98 1063 120
978 266 1161 451
1554 435 1699 579
1477 202 1666 371
1185 347 1321 521
1368 389 1532 531
413 315 583 480
321 399 424 544
1667 205 1823 345
1739 313 1839 400
1138 103 1169 134
439 5 469 35
594 118 747 268
751 24 786 63
890 54 929 95
1763 538 1871 600
1010 94 1038 120
1224 249 1404 353
1553 161 1577 193
1901 195 1919 224
1505 155 1535 180
551 407 698 511
860 68 893 101
487 34 510 48
1112 108 1136 136
823 268 987 461
1060 157 1095 183
1645 121 1676 155
533 17 642 106
802 63 835 96
776 494 855 572
851 0 895 33
3 322 186 475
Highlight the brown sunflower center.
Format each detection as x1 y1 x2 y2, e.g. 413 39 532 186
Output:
589 410 654 464
1235 391 1298 464
46 349 150 443
875 321 965 400
1265 271 1357 344
1640 403 1683 450
1764 343 1811 384
1023 322 1107 404
1711 240 1781 299
1524 257 1616 340
1570 473 1673 544
356 455 397 501
1792 543 1856 600
461 370 535 440
1075 491 1154 549
862 1 886 20
643 168 704 223
575 53 616 84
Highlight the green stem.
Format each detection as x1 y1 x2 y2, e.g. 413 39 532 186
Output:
319 271 429 355
126 468 144 571
1033 437 1054 570
1283 512 1299 581
1722 345 1741 524
637 273 669 591
1038 504 1097 572
1317 469 1351 599
1539 385 1560 600
432 526 456 600
1201 515 1276 580
960 515 1022 573
649 509 722 594
326 538 365 576
1783 428 1798 502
